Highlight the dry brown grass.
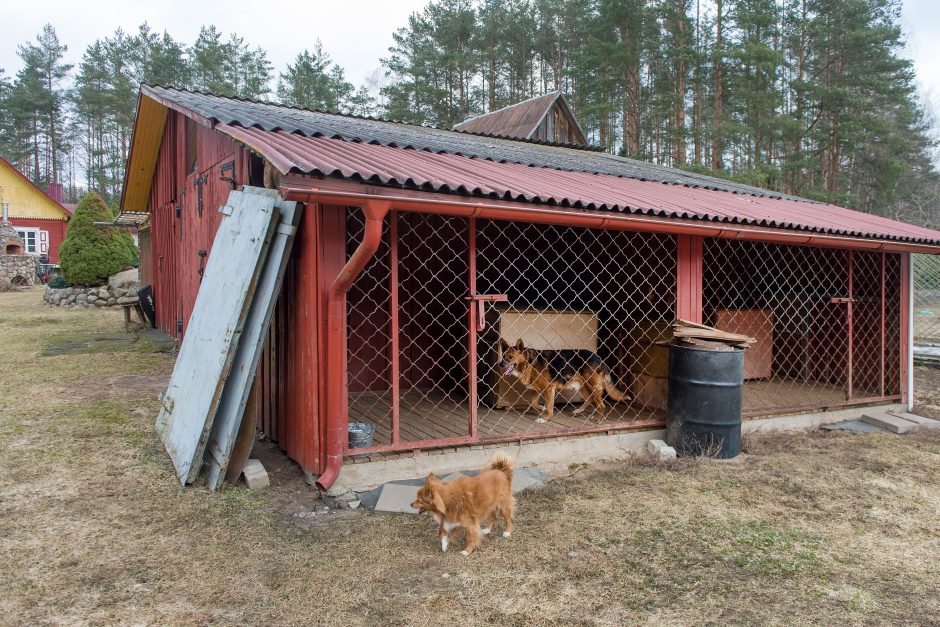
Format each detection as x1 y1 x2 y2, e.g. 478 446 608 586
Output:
2 287 940 625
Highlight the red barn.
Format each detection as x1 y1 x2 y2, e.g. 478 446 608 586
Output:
120 85 940 490
0 156 71 263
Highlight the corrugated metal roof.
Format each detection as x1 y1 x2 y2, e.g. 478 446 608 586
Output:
217 124 940 245
453 92 562 137
141 85 808 201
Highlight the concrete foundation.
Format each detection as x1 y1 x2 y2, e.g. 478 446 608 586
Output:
331 402 907 493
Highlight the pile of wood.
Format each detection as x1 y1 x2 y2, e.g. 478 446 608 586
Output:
670 319 755 350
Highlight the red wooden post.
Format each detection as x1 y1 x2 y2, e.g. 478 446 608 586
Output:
389 211 400 444
676 234 703 323
881 252 886 398
900 252 912 408
467 217 478 438
847 250 854 400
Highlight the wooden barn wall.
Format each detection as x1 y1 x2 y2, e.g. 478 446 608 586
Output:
147 111 251 338
256 202 336 473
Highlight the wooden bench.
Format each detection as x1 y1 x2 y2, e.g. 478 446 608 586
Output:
121 297 147 332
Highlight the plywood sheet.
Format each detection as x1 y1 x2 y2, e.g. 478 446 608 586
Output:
155 188 278 484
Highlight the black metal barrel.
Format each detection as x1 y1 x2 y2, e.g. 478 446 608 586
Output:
666 342 745 459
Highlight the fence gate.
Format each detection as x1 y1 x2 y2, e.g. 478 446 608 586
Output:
345 209 677 455
702 240 901 415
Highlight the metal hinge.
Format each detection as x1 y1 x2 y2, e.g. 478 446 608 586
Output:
177 318 183 334
193 174 208 217
176 186 186 241
197 249 207 283
219 160 236 190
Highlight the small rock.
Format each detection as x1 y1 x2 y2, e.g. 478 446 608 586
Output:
348 500 361 509
97 288 110 299
113 288 125 298
107 298 117 306
87 294 97 303
442 573 450 579
93 299 107 307
117 295 139 305
568 551 578 558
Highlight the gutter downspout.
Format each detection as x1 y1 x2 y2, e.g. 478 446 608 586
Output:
316 199 390 491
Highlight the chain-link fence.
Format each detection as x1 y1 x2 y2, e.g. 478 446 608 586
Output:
914 254 940 344
345 208 904 455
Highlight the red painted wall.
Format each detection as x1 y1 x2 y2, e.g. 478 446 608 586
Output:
147 111 252 337
146 110 323 473
8 217 68 262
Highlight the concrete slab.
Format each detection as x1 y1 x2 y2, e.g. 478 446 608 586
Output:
821 419 879 433
861 412 918 434
373 483 421 514
511 467 547 493
890 412 940 429
331 403 906 494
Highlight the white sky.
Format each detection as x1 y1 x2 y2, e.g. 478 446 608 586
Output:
0 0 937 119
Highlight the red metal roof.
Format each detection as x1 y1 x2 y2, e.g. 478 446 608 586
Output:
218 124 940 246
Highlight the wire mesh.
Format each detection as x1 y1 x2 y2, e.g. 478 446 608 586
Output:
345 209 903 453
703 240 900 415
913 254 940 346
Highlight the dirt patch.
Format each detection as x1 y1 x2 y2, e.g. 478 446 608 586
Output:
2 288 940 624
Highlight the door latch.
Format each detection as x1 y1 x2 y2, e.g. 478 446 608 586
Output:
466 293 509 331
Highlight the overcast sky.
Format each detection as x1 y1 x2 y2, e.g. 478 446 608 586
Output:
0 0 938 116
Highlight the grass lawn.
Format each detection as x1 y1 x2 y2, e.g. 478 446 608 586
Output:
1 287 939 625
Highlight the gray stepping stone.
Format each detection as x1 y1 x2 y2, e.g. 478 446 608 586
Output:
861 412 918 434
373 483 421 514
822 419 879 433
891 412 940 430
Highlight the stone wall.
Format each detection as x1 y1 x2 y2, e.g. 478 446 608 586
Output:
44 283 141 308
0 254 38 286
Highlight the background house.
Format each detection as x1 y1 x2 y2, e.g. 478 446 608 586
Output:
0 157 72 263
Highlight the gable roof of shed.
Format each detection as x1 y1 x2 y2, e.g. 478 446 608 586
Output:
452 91 587 145
122 85 940 248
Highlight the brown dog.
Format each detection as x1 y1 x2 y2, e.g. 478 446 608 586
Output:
499 338 628 423
410 454 516 556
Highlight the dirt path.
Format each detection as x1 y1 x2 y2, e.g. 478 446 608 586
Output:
1 287 939 625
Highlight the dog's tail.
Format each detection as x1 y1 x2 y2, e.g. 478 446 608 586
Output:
603 373 631 402
484 453 515 482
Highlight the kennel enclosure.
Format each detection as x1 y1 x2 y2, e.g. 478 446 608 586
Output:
120 86 940 490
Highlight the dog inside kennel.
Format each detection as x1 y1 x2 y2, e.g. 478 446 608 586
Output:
345 208 904 452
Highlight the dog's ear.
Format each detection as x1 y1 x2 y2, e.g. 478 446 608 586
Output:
515 338 525 351
526 349 538 362
431 484 447 513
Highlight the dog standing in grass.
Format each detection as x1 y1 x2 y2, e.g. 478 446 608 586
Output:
411 454 516 556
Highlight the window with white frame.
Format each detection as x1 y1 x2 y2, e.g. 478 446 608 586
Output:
15 228 39 254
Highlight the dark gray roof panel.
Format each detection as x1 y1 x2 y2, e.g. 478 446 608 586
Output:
144 85 811 202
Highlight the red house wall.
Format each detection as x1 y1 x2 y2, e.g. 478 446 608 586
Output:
8 217 68 262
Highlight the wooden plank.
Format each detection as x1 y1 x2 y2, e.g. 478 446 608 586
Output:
155 188 279 485
205 193 303 491
224 377 259 484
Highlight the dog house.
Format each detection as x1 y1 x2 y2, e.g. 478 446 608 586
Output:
120 86 940 490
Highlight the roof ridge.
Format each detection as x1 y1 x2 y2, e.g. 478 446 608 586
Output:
142 84 599 152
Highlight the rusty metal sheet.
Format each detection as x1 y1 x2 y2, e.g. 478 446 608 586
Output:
203 194 303 491
155 187 279 485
